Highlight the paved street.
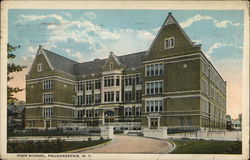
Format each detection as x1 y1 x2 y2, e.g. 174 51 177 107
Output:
78 135 173 154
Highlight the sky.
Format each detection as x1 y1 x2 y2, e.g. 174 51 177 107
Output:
8 9 244 119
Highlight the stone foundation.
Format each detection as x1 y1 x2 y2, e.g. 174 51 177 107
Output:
142 127 168 140
101 126 114 139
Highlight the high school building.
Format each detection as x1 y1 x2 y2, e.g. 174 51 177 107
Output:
25 13 227 132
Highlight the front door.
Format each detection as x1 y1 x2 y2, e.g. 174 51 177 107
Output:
150 118 158 130
104 111 115 123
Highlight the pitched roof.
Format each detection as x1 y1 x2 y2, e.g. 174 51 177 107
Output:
43 49 78 76
73 51 146 76
119 51 146 68
74 58 107 76
148 12 194 53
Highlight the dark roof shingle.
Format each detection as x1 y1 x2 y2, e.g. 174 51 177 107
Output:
43 49 78 76
44 48 146 76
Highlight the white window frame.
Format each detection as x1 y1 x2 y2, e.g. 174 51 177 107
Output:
124 107 132 117
43 93 53 104
145 99 164 113
145 80 164 95
145 63 164 77
164 37 175 49
110 62 113 70
37 63 43 72
42 107 53 117
43 80 54 90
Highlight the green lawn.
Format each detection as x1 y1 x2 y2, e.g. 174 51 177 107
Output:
8 131 98 137
8 139 110 153
170 139 242 154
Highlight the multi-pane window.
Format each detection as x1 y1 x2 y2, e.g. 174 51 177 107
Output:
43 80 54 90
104 76 114 87
104 91 114 102
94 94 101 104
165 37 175 49
146 101 150 112
95 79 101 89
43 107 53 117
37 63 43 72
145 100 163 112
135 107 141 116
116 91 120 102
110 62 113 70
201 79 208 95
86 109 92 117
76 95 84 106
135 74 142 85
179 118 185 126
136 90 142 102
124 75 132 86
210 86 215 100
77 110 83 119
146 81 163 94
125 107 132 117
29 121 35 127
201 99 209 114
86 95 92 105
85 81 92 90
187 118 192 126
145 63 164 77
201 61 209 77
43 93 53 103
124 91 132 102
76 82 83 92
95 109 99 117
116 76 120 86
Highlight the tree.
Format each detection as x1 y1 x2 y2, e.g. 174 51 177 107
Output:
7 43 26 104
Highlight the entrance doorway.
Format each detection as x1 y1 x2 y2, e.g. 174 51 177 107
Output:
45 120 50 128
150 118 158 130
104 111 115 123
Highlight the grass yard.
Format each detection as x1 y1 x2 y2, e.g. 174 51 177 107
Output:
8 139 110 153
170 139 242 154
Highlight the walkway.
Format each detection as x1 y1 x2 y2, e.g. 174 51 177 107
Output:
77 135 173 154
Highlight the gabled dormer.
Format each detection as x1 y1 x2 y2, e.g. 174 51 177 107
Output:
145 12 201 61
27 45 54 79
102 51 124 72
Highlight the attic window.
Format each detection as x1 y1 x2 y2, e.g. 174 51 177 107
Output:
110 62 113 70
37 63 43 72
164 37 175 49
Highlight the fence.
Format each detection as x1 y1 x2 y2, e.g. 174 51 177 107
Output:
169 131 242 141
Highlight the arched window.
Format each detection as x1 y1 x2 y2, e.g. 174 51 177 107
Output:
110 62 113 70
135 107 141 116
125 107 132 117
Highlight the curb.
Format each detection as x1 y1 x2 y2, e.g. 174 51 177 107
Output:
165 139 176 154
65 139 113 153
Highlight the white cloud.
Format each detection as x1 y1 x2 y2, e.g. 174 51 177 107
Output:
206 42 233 58
27 46 36 53
18 13 156 61
83 12 96 19
180 14 241 28
70 51 85 62
63 12 71 17
180 15 212 28
18 14 63 23
192 39 202 44
21 56 27 61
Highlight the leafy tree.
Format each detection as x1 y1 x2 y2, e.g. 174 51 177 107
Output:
7 43 26 104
